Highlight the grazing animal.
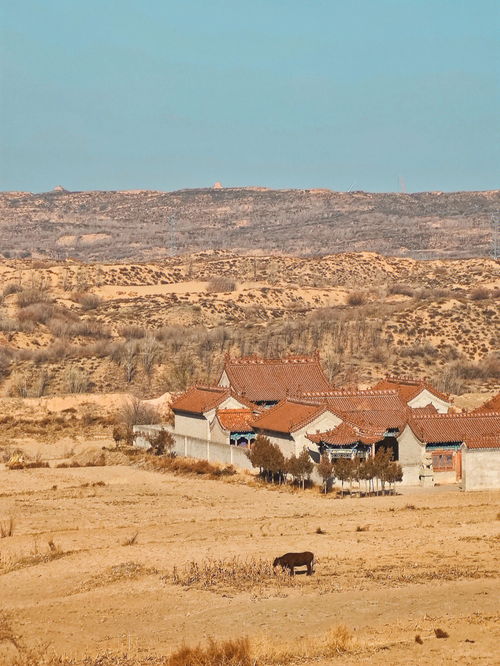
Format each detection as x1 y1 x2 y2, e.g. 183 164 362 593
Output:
273 551 315 576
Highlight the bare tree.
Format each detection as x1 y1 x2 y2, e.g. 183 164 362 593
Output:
140 336 161 381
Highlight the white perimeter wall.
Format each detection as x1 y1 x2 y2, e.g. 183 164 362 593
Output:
133 425 254 471
462 448 500 491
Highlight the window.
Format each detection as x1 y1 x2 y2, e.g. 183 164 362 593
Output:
432 452 454 471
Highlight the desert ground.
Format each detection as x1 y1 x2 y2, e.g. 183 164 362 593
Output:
1 458 498 665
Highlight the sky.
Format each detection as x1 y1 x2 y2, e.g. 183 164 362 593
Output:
0 0 498 193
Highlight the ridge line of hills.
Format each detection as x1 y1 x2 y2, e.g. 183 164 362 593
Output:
1 187 498 262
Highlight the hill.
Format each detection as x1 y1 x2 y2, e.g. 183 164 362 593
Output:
1 187 498 261
0 252 498 415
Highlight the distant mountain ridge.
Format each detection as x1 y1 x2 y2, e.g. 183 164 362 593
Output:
0 187 497 261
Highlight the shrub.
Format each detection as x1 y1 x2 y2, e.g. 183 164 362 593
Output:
17 288 50 308
119 324 147 339
8 367 50 398
61 366 90 393
346 291 365 306
387 283 414 297
207 277 237 293
2 282 22 297
117 397 161 427
470 286 489 300
144 454 236 479
168 637 252 666
0 517 14 537
75 292 103 310
145 428 175 456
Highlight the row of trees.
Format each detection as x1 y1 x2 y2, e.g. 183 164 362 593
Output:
247 435 314 489
317 448 403 496
248 435 403 496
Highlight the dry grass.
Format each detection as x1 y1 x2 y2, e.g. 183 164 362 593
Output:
141 455 236 479
78 562 159 594
0 516 14 537
0 540 66 574
255 624 355 664
168 636 252 665
0 625 356 665
122 532 139 546
168 556 294 593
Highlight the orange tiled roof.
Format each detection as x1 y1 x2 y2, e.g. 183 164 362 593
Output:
301 389 406 413
342 409 408 434
171 386 231 414
473 393 500 413
372 376 450 404
251 399 335 434
220 354 332 402
307 422 380 446
410 403 438 414
464 435 500 449
216 409 254 432
410 411 500 444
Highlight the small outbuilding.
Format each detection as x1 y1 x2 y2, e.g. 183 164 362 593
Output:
461 436 500 491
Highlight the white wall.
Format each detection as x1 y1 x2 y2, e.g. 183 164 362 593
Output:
174 412 210 440
218 371 230 387
398 425 425 466
295 410 342 455
408 390 450 413
210 418 229 444
133 425 254 471
264 432 296 458
462 448 500 491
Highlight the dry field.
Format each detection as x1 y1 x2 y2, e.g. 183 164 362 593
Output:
0 461 498 665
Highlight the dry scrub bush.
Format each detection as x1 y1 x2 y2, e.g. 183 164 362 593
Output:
346 291 366 306
74 292 103 310
118 397 161 427
119 324 147 339
207 277 237 293
470 286 490 300
16 288 50 308
255 624 355 664
168 637 252 666
61 366 90 393
387 283 414 297
2 282 23 297
1 626 356 665
8 367 50 398
80 562 159 593
0 517 14 537
142 454 236 479
169 556 292 592
0 540 65 574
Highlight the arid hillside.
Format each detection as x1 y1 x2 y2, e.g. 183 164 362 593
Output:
1 187 498 261
0 252 498 409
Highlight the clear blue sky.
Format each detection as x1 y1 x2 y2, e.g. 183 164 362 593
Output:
1 0 498 193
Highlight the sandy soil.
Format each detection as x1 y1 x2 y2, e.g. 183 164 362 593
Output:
0 462 498 664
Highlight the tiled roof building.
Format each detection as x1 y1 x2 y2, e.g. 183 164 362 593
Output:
473 393 500 413
218 354 333 403
410 411 500 444
372 375 450 412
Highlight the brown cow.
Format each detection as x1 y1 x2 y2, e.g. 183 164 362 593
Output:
273 551 315 576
